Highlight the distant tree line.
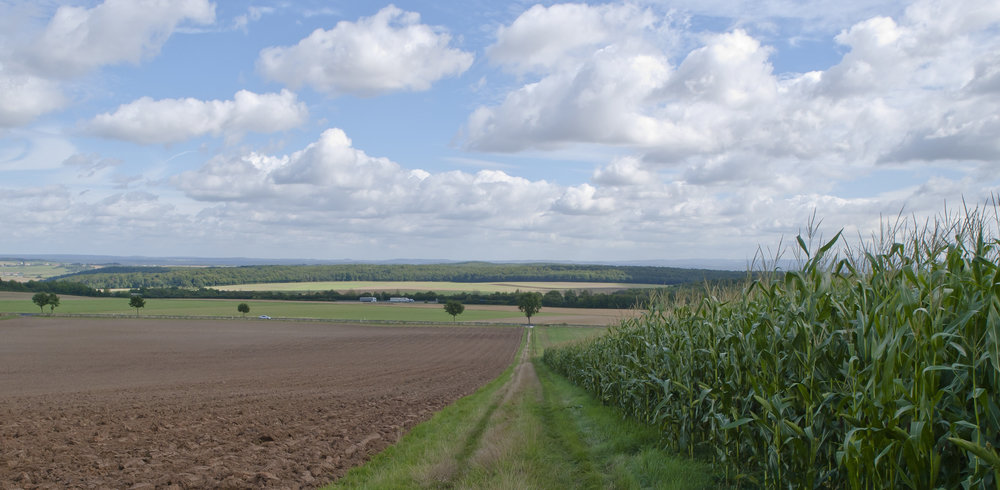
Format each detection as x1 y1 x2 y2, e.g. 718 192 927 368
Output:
2 274 753 310
0 278 109 297
49 262 744 289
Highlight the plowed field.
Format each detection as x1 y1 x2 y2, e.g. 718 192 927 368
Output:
0 318 522 488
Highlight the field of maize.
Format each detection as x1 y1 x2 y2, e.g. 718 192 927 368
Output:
544 205 1000 488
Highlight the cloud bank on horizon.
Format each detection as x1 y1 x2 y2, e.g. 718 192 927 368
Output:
1 0 998 262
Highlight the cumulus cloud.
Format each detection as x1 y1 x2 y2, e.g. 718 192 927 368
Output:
174 128 553 217
27 0 215 77
592 156 656 186
173 128 579 241
0 0 214 127
257 5 473 96
466 0 1000 176
0 184 190 253
553 184 616 215
160 127 803 258
465 44 674 152
0 72 66 127
85 90 308 144
488 3 659 74
3 0 998 261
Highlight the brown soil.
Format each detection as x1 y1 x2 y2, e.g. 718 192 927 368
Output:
0 317 521 489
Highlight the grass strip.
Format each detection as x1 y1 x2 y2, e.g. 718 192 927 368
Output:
329 331 529 489
332 326 714 489
535 360 715 489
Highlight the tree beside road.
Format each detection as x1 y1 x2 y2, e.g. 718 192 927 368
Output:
32 292 60 314
444 300 464 321
517 292 542 325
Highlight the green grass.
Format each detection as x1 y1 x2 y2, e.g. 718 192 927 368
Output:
533 360 716 489
215 280 664 294
331 325 714 489
533 325 609 353
329 333 529 489
0 295 539 323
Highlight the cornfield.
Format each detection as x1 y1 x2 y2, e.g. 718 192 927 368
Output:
544 202 1000 488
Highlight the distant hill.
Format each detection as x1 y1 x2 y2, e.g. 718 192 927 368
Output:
50 262 748 290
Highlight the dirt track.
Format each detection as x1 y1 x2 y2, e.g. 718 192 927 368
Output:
0 318 521 489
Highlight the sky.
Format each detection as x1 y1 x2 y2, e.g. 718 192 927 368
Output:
1 0 998 263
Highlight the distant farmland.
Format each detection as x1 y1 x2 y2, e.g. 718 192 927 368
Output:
0 292 634 326
213 280 664 294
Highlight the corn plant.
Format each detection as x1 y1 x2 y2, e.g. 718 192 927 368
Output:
543 199 1000 488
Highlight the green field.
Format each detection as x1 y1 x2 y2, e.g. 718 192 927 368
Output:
214 280 663 293
531 325 609 354
0 296 517 322
0 293 548 323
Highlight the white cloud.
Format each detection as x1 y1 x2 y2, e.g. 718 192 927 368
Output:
2 0 998 262
0 72 66 127
27 0 215 77
173 128 565 235
488 3 660 74
232 6 275 32
553 184 616 215
468 28 775 155
257 5 473 96
467 0 1000 175
592 156 656 186
466 45 674 152
0 184 191 252
161 112 998 258
0 0 215 128
85 90 308 144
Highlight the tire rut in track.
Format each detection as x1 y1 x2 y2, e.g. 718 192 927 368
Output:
428 330 542 485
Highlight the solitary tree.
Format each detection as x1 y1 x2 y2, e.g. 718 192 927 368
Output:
32 292 49 313
517 292 542 325
129 296 145 317
238 302 250 318
46 293 60 314
443 300 465 321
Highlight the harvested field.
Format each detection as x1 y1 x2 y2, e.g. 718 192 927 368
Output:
0 317 522 488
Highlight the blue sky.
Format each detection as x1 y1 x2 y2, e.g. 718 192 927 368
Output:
1 0 998 262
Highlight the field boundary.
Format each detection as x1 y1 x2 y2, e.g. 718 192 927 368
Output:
34 313 597 328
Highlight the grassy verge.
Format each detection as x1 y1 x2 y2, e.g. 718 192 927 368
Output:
330 326 713 489
328 331 529 489
0 295 530 323
0 293 629 325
